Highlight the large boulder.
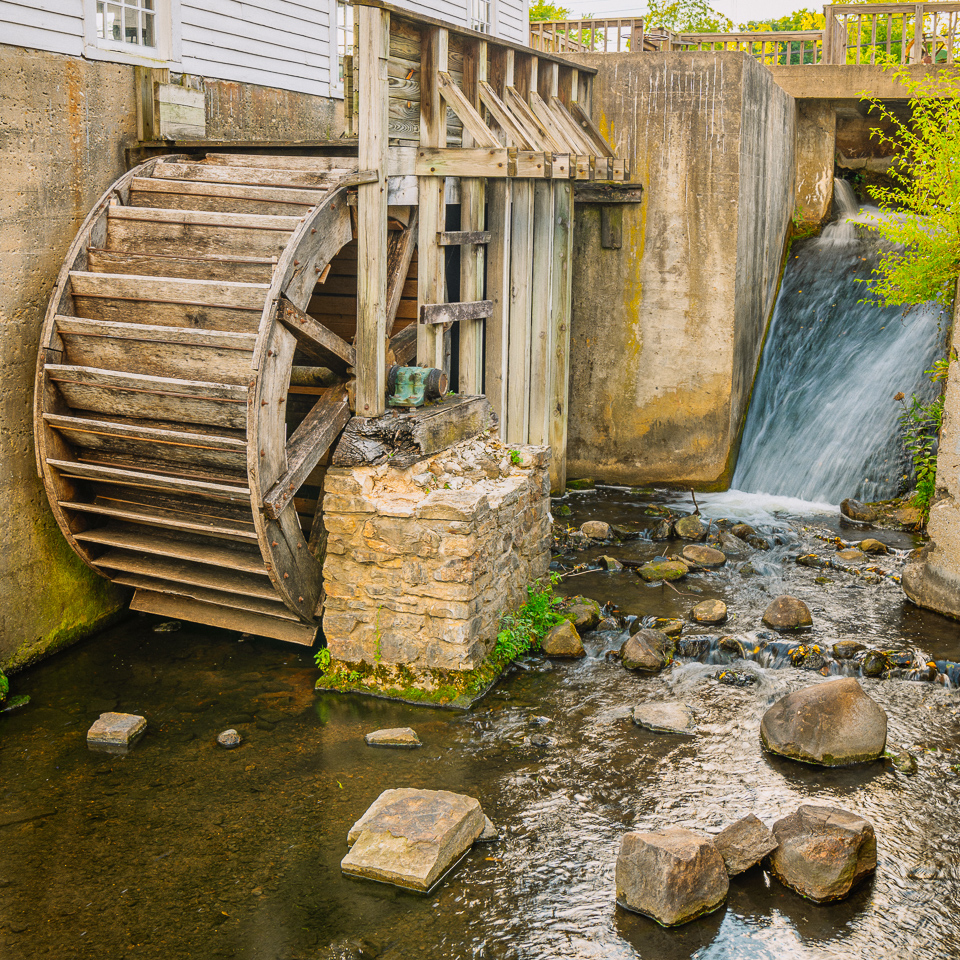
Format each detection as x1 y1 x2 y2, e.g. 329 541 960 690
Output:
616 828 729 926
580 520 612 540
564 598 601 632
342 788 485 891
769 805 877 902
675 514 708 541
760 677 887 765
714 814 777 876
541 620 585 658
681 544 726 568
621 629 675 673
638 559 689 582
761 595 813 631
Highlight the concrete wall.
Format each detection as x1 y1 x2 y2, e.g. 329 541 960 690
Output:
565 52 795 487
0 44 343 671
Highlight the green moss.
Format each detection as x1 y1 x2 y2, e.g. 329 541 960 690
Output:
0 668 7 705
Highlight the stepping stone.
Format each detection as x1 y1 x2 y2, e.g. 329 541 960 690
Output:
87 712 146 754
364 727 422 749
342 788 485 891
714 814 777 875
632 702 697 735
541 621 585 658
682 544 726 568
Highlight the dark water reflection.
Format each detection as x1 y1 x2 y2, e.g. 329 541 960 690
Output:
2 489 960 959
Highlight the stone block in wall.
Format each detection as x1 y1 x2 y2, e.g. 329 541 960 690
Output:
321 435 551 682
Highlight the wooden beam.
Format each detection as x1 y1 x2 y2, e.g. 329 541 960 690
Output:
506 180 534 443
485 180 511 433
389 324 417 365
478 82 534 150
439 230 491 246
505 86 560 153
574 182 644 203
356 4 390 416
437 72 500 149
528 181 555 447
262 388 350 520
386 209 418 336
420 300 493 325
278 298 356 368
569 101 616 158
548 181 574 493
546 96 596 155
417 25 448 372
417 147 509 178
529 90 583 154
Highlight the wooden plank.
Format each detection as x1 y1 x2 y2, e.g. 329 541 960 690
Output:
74 523 267 576
47 458 251 503
386 211 418 336
485 180 510 433
528 181 555 447
416 147 509 178
64 499 256 542
108 206 301 232
437 71 500 148
204 154 360 172
56 316 256 350
69 271 269 309
85 249 276 284
389 323 417 365
506 181 534 444
106 216 294 259
152 160 343 191
438 230 491 245
279 298 357 367
574 183 644 203
129 590 317 644
505 86 565 153
130 177 320 217
568 101 616 157
545 96 595 155
528 89 582 154
43 413 245 453
548 180 574 493
478 81 533 149
356 4 391 418
419 301 493 325
601 206 623 249
262 389 351 520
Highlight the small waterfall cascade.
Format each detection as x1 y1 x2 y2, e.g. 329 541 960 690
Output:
732 178 947 504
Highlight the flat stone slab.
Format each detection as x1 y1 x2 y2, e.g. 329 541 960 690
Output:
86 712 146 754
632 702 697 735
342 788 485 891
714 814 778 875
364 727 422 749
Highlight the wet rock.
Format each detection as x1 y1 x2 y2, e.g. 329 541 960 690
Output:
858 538 889 555
677 636 711 659
760 677 887 765
364 727 422 749
675 514 708 541
529 734 554 748
540 621 585 658
836 549 863 561
610 521 646 540
597 616 621 632
860 649 888 677
553 504 572 518
895 504 922 528
653 618 685 638
217 729 242 749
318 936 382 959
342 788 485 891
600 555 624 572
681 544 727 568
477 816 500 842
761 595 813 631
730 522 758 540
86 712 147 755
797 554 826 569
718 636 746 659
152 620 181 633
841 499 878 523
1 694 30 714
616 828 729 926
832 640 866 660
621 629 675 673
887 749 919 775
719 532 751 556
769 805 877 902
789 644 827 671
716 669 758 687
566 478 595 491
581 520 612 540
691 599 727 625
564 598 601 631
714 814 778 876
651 519 673 541
739 562 757 577
638 559 689 582
632 702 697 735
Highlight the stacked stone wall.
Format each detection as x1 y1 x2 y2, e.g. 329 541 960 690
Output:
322 436 552 675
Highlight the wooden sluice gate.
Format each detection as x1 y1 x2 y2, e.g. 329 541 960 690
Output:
33 0 640 644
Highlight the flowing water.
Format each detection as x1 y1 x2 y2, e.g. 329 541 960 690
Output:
732 179 948 504
3 488 960 960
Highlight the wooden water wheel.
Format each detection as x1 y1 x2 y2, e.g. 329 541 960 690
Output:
33 153 389 644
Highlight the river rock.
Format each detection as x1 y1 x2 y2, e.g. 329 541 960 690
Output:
86 712 147 754
600 555 624 571
832 640 866 660
365 727 422 749
342 788 485 891
895 504 922 527
761 595 813 631
769 805 877 902
719 531 751 555
730 522 758 540
760 677 887 765
581 520 612 540
653 618 685 638
861 649 887 677
541 621 585 658
564 598 601 631
691 599 727 625
651 519 673 541
566 478 595 491
616 828 729 926
858 538 889 555
621 629 675 673
217 729 242 749
836 548 862 561
681 544 726 568
675 514 707 541
841 499 878 523
714 814 778 876
632 702 697 735
638 559 689 582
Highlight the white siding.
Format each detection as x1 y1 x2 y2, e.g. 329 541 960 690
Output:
0 0 84 56
180 0 332 96
398 0 469 28
496 0 528 45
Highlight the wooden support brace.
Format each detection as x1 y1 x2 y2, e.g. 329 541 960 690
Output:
386 210 418 336
437 72 500 149
420 300 493 325
278 298 356 368
438 231 492 246
478 81 534 149
569 101 617 157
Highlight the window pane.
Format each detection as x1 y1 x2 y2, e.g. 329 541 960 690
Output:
107 3 121 40
124 5 139 43
96 0 105 38
143 0 154 8
142 9 155 46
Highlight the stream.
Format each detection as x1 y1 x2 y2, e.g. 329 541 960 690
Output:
2 487 960 960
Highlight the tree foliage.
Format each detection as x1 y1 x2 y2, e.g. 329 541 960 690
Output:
529 1 570 21
859 67 960 308
742 7 823 32
644 0 733 33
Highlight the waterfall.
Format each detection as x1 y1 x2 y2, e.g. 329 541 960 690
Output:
732 178 947 505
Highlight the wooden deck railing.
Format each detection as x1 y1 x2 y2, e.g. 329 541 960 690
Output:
530 2 960 65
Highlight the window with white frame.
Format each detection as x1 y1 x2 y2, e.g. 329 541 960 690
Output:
82 0 181 66
335 0 354 92
470 0 492 33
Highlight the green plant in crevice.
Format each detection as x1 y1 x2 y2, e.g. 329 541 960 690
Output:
896 357 950 522
315 647 331 671
494 573 565 661
509 449 523 467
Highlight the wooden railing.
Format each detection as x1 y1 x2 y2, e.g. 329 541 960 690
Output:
530 2 960 65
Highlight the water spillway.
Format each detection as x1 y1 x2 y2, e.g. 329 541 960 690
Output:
732 180 947 504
